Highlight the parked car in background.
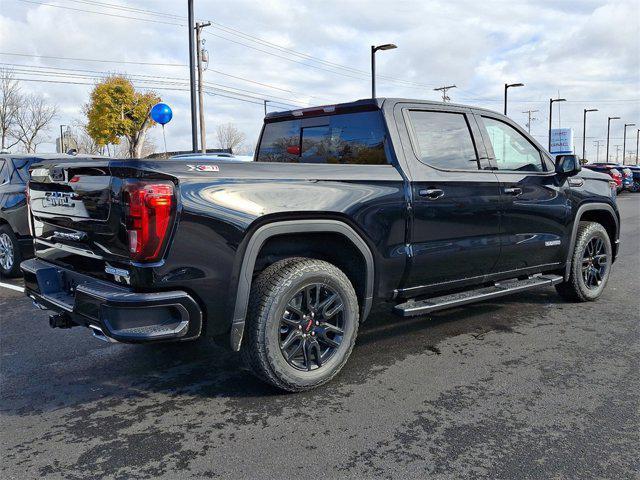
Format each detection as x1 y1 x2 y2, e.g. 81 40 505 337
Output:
583 164 623 193
170 153 253 161
626 165 640 192
620 167 634 191
0 154 92 276
0 155 38 276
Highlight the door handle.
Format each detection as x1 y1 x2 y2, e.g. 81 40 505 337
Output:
419 188 444 200
504 187 522 196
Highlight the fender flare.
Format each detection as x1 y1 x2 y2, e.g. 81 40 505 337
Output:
564 202 619 280
229 219 375 351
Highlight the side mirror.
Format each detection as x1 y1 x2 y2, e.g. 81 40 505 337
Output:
555 154 581 176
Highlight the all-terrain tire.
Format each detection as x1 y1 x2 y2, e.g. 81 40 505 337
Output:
0 225 22 277
241 257 359 392
555 221 612 302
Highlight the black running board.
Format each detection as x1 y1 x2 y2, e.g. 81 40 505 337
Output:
394 274 564 317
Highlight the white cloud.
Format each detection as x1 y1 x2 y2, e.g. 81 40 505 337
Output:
0 0 638 160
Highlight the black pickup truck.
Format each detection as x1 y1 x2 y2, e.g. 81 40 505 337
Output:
21 98 619 391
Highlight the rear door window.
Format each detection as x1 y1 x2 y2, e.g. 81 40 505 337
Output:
257 111 388 165
406 110 479 170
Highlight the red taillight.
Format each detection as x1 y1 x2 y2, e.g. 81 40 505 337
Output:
123 181 175 262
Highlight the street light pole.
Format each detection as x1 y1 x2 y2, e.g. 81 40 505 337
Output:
636 129 639 166
606 116 620 163
503 83 524 115
622 123 636 165
370 43 397 99
187 0 198 153
548 98 566 152
582 108 598 161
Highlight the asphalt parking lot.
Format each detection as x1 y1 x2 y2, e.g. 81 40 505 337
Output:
1 194 638 480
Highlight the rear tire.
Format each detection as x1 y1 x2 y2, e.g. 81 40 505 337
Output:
555 221 612 302
0 225 22 278
241 257 359 392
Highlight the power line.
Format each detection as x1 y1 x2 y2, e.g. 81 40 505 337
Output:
65 0 443 88
0 52 331 102
0 62 308 107
14 0 442 91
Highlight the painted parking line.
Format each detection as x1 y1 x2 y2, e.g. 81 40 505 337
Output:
0 281 25 293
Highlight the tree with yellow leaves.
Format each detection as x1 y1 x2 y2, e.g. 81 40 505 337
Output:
85 76 160 158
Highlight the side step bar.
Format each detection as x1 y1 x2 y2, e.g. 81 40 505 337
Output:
394 274 564 317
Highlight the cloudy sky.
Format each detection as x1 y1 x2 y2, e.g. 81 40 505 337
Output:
1 0 638 161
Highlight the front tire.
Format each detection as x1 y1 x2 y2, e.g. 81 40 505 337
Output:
0 225 22 277
241 258 359 392
556 221 612 302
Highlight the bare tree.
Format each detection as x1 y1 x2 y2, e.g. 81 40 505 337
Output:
215 123 245 152
13 94 57 153
114 135 157 158
0 68 22 151
72 121 103 155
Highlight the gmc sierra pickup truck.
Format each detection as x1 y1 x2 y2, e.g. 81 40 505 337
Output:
21 98 619 391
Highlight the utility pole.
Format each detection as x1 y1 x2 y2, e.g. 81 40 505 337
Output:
548 97 566 151
636 129 639 165
59 124 67 153
434 85 456 103
593 140 601 163
582 108 598 161
188 0 198 152
195 21 211 154
614 144 621 163
263 100 269 117
623 123 636 165
522 109 538 133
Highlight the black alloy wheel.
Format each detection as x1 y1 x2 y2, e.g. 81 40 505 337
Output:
581 236 608 290
279 283 345 371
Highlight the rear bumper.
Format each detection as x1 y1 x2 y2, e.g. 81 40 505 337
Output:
21 258 203 343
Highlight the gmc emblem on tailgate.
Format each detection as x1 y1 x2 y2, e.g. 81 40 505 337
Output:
43 191 76 208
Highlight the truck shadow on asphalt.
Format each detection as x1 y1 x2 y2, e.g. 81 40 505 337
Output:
2 288 562 418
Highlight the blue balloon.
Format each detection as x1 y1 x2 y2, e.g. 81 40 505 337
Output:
150 103 173 125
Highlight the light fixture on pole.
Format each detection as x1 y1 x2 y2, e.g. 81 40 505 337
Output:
504 83 524 115
606 116 620 163
371 43 397 99
623 123 636 165
548 98 566 151
582 108 598 161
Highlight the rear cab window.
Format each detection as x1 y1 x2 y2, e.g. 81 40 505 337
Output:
256 111 389 165
405 110 480 170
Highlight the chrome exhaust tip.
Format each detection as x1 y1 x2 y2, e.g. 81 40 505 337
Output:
88 325 118 343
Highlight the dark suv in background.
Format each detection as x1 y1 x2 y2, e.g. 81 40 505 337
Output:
0 154 79 276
